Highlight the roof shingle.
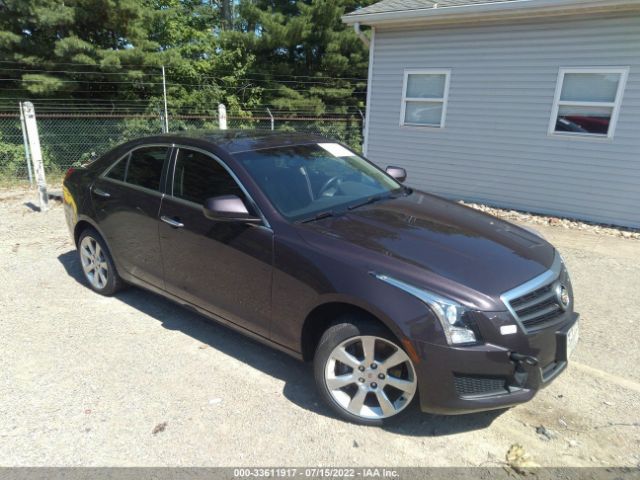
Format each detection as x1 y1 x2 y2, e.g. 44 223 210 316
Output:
345 0 523 17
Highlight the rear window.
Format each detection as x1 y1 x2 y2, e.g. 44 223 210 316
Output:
126 147 167 191
104 146 168 190
105 155 127 181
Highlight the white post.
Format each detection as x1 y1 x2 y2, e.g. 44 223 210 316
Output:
161 66 169 133
266 107 274 131
21 102 48 211
18 102 34 187
218 103 227 130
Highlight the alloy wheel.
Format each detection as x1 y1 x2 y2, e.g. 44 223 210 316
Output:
80 236 109 290
324 335 417 420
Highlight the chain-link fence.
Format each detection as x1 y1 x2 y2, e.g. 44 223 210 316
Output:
0 106 364 182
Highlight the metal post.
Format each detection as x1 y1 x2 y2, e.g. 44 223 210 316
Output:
159 108 166 134
218 104 227 130
21 102 48 211
357 108 366 142
266 107 274 131
18 102 34 187
161 66 169 133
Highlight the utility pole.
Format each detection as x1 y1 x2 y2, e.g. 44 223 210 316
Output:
161 66 169 133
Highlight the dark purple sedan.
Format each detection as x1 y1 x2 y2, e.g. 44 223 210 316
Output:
62 131 579 425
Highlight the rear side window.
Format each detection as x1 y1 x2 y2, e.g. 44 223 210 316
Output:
125 147 168 191
105 155 128 181
172 149 243 205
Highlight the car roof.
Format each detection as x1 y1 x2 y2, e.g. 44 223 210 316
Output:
150 130 330 154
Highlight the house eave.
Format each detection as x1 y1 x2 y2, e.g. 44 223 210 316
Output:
342 0 640 27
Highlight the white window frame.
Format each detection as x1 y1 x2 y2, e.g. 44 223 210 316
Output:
400 69 451 128
548 66 629 140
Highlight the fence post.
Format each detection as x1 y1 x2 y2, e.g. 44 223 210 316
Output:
266 107 274 131
161 65 169 133
218 104 227 130
21 102 48 211
18 102 34 187
357 108 366 146
159 108 166 134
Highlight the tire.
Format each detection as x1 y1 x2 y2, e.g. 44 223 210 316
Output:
313 317 418 425
77 227 124 296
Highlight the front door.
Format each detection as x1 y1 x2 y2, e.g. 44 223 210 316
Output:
91 145 169 287
158 147 273 337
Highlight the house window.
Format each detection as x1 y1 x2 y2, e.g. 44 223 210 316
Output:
550 67 629 139
401 69 450 128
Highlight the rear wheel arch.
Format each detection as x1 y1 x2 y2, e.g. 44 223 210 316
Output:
300 301 403 362
73 220 95 246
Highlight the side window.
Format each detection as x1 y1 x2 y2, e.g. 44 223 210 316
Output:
172 149 243 205
125 147 168 191
105 154 128 181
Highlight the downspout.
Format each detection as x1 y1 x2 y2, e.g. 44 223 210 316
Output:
353 23 375 157
353 22 370 47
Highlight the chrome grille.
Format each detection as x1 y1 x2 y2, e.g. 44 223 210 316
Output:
509 282 563 330
501 253 565 333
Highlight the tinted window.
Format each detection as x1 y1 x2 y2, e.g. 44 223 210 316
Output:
126 147 167 191
172 149 243 205
234 143 402 221
105 155 128 181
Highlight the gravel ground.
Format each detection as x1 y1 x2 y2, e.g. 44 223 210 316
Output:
461 201 640 240
1 188 639 467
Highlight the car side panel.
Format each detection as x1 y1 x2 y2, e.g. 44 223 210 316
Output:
90 178 165 288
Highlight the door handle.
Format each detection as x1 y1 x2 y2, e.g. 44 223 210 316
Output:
93 187 111 198
161 215 184 228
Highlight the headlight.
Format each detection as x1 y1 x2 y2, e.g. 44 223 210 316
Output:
374 273 478 345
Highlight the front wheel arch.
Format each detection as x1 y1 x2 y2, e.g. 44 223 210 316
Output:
300 300 406 362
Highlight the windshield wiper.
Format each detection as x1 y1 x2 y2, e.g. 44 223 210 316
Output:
298 210 336 224
348 192 397 211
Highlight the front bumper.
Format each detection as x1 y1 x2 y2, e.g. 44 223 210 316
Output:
413 311 579 415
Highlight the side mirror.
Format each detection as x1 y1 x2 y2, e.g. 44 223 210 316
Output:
202 195 262 223
386 166 407 183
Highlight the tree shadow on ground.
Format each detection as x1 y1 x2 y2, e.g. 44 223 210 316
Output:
58 250 505 436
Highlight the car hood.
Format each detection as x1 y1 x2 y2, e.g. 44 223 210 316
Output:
295 190 555 310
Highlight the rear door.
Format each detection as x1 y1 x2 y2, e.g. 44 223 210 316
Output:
91 145 170 288
158 146 273 337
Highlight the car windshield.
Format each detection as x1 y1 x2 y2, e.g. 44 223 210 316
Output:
234 143 404 222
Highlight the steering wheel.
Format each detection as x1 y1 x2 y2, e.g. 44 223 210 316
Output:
318 176 342 197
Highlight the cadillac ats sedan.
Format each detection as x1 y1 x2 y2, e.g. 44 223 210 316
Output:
62 131 579 425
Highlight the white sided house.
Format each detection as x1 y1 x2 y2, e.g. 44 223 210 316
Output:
343 0 640 227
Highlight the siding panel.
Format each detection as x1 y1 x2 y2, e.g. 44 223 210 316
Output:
367 15 640 226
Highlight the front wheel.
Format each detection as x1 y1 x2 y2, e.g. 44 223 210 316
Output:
313 320 418 425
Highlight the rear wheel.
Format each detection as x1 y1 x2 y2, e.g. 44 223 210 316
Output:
314 319 418 425
78 228 124 296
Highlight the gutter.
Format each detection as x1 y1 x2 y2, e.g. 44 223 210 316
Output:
342 0 640 26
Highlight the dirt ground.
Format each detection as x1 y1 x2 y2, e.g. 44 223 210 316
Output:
1 187 639 467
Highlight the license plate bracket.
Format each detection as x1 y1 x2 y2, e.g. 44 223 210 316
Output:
566 321 579 358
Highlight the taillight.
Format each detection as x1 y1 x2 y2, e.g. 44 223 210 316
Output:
64 167 76 181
